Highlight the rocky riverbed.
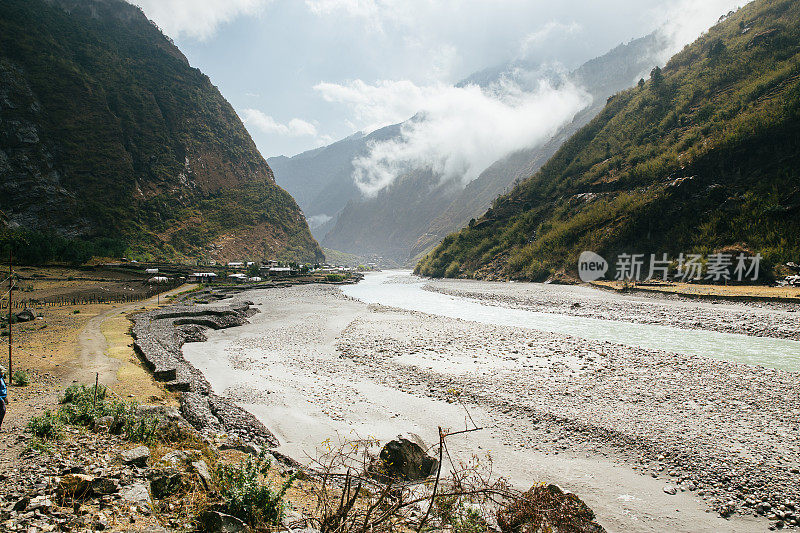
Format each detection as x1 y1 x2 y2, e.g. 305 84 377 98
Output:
177 277 800 532
422 279 800 340
337 305 800 528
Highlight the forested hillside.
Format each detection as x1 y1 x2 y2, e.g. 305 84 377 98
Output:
417 0 800 281
0 0 323 264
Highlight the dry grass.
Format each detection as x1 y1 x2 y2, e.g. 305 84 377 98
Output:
101 312 174 404
7 304 109 373
592 280 800 300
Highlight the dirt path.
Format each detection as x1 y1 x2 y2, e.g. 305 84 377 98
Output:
0 284 193 464
64 285 195 388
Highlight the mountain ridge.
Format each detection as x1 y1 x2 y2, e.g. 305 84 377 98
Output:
416 0 800 280
0 0 323 264
321 32 667 264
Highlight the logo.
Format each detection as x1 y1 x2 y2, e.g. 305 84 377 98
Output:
578 251 608 282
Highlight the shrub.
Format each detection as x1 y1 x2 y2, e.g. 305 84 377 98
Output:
27 410 63 440
434 495 490 533
23 437 53 455
325 274 344 282
12 369 30 386
59 384 158 444
214 452 294 528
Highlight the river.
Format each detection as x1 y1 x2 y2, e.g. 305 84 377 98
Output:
343 270 800 371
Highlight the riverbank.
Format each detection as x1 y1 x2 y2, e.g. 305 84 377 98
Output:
180 276 799 532
423 277 800 340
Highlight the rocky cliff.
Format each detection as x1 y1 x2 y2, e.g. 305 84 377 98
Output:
0 0 323 264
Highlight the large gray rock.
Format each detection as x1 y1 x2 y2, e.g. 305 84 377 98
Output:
192 460 213 490
119 482 151 505
158 450 188 468
371 437 438 482
15 308 36 322
120 446 150 467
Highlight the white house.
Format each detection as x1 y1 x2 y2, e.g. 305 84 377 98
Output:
145 268 159 274
227 262 244 268
190 272 218 282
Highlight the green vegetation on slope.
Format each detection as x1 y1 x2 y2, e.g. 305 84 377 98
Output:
0 0 322 264
417 0 800 281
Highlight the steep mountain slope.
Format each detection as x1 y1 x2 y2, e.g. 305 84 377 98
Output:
412 34 668 262
417 0 800 280
267 125 401 240
323 34 666 264
322 169 459 261
0 0 323 263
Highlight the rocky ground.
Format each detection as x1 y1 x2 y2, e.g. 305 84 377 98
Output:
336 305 800 528
182 280 798 531
0 401 316 533
423 279 800 340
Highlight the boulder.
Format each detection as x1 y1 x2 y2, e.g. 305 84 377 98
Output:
497 484 605 533
119 482 151 506
158 450 188 468
26 495 51 511
92 477 119 495
93 415 116 433
220 438 262 456
120 445 150 467
192 460 213 490
199 511 247 533
371 437 438 482
15 309 35 322
148 468 187 500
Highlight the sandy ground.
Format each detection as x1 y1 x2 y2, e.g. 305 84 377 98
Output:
181 281 800 532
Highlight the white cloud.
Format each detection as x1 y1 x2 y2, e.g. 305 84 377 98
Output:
325 77 591 196
653 0 745 61
132 0 270 41
307 214 333 228
315 79 441 132
519 21 583 58
304 0 408 31
241 109 318 137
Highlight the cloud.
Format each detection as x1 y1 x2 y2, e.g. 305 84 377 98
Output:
307 214 333 228
132 0 270 41
241 109 318 137
653 0 745 61
519 21 583 58
330 77 591 196
315 79 445 133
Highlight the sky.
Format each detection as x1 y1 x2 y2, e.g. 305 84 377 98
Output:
132 0 745 163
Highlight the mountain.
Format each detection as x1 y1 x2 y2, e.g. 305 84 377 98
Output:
322 34 667 264
416 0 800 281
0 0 323 264
267 124 401 241
410 33 668 263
